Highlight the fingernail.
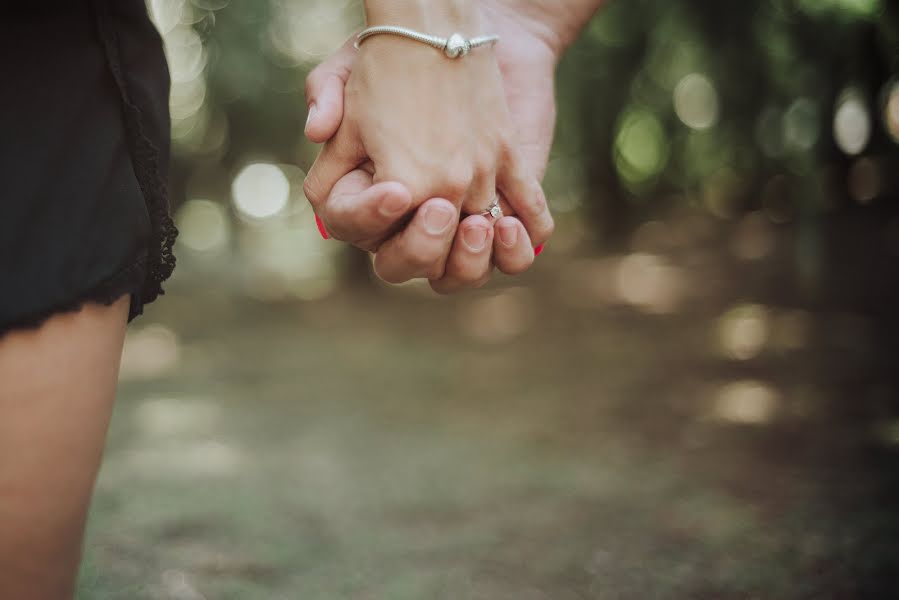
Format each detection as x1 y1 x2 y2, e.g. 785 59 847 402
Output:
315 214 330 240
423 205 454 234
534 243 545 257
498 222 518 247
379 192 410 217
463 226 489 251
305 103 317 131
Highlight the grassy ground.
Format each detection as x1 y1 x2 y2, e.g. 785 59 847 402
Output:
77 217 899 599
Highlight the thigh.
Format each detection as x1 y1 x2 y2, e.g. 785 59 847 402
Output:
0 297 129 600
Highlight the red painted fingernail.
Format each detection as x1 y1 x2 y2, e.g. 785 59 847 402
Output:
534 243 545 257
315 214 330 240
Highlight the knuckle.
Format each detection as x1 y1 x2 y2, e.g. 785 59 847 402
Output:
497 136 516 161
474 152 495 179
524 183 548 216
441 166 474 199
427 265 448 281
405 180 431 205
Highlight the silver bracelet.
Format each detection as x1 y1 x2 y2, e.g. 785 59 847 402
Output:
355 26 499 58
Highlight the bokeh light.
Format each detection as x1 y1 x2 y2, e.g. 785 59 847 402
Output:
231 162 291 220
717 304 770 360
238 231 340 301
165 24 206 85
674 73 720 131
268 0 359 64
713 380 780 425
137 396 222 437
146 0 186 36
783 97 820 152
176 198 231 253
125 440 243 478
119 324 181 381
615 253 684 314
833 87 871 155
614 109 670 185
797 0 883 20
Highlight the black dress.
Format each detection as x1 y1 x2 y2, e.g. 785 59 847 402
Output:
0 0 176 333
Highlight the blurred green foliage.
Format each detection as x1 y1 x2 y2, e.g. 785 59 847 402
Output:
557 0 898 243
160 0 898 253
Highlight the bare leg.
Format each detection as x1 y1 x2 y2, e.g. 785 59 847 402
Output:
0 297 129 600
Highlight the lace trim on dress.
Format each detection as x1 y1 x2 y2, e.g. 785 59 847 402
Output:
0 254 148 335
90 0 178 320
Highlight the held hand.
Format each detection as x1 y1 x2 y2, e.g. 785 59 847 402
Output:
303 28 553 241
304 6 559 288
308 7 561 192
320 169 538 292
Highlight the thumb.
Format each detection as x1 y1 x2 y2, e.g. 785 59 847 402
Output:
316 170 413 249
304 36 357 143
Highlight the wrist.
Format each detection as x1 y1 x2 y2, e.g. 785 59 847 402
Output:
488 0 602 57
364 0 483 32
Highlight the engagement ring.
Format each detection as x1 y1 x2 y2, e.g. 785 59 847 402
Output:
481 199 503 219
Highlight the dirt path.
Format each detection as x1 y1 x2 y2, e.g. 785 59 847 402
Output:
78 220 899 599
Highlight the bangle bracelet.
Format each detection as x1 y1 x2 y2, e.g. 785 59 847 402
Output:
355 26 499 58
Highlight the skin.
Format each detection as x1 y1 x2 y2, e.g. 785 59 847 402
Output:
305 0 605 292
0 297 129 600
304 0 555 292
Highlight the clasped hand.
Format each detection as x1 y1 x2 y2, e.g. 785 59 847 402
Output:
302 5 556 293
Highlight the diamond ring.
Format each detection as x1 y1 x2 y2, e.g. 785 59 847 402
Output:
481 198 503 219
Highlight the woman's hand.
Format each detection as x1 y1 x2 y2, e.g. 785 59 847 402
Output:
317 169 540 292
303 0 553 286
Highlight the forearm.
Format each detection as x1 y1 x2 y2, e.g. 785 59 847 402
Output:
491 0 606 55
363 0 483 30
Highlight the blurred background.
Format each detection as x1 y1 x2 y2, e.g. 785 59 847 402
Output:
79 0 899 598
